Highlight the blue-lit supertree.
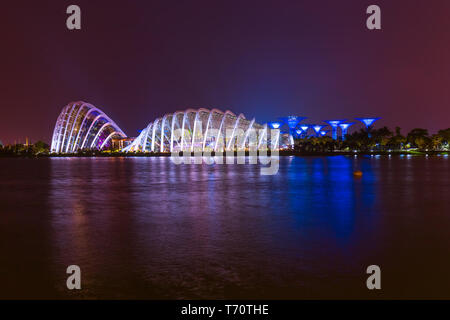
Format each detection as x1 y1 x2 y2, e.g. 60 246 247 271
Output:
266 121 284 150
268 121 284 129
338 122 355 140
311 124 326 137
279 116 307 147
319 130 330 137
355 118 381 138
324 119 346 140
279 116 307 130
298 125 310 138
279 116 306 138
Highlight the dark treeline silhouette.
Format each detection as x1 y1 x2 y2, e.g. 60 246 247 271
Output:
0 141 49 157
294 127 450 153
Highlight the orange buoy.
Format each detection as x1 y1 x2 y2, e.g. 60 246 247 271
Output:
353 170 363 177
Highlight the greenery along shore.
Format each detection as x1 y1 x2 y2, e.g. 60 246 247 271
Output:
1 127 449 157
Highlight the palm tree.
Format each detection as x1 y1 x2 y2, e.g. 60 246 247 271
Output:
371 126 393 149
431 134 444 151
407 128 430 149
345 129 369 151
438 128 450 143
32 141 50 154
387 127 406 150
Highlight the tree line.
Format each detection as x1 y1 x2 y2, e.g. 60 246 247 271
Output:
0 141 50 156
293 127 450 153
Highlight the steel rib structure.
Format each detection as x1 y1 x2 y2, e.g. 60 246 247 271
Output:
51 101 126 153
123 108 270 153
51 102 277 153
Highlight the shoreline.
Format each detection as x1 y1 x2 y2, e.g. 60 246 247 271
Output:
1 150 449 158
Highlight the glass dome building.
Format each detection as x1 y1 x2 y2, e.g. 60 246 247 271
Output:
123 108 272 153
51 103 286 153
50 101 126 153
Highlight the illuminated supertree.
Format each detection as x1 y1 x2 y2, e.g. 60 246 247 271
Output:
267 122 284 148
312 124 326 137
355 118 381 138
279 116 307 130
279 116 307 144
324 119 346 140
319 130 330 137
298 125 310 138
338 122 355 140
268 121 284 129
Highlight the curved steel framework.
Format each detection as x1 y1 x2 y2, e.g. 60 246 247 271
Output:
51 101 126 153
123 108 272 153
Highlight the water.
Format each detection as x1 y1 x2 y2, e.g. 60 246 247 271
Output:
0 156 449 299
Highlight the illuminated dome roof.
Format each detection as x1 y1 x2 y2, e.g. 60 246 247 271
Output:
123 108 269 152
51 101 126 153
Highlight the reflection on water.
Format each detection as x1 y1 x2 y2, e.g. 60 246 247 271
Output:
0 156 449 299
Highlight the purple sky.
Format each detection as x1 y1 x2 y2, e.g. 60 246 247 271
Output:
1 0 450 144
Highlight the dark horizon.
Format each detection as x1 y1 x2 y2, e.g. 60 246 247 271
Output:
1 0 450 144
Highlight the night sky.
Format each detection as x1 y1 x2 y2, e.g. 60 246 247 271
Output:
1 0 450 144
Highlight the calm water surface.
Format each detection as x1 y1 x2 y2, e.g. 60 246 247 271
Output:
0 156 449 299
